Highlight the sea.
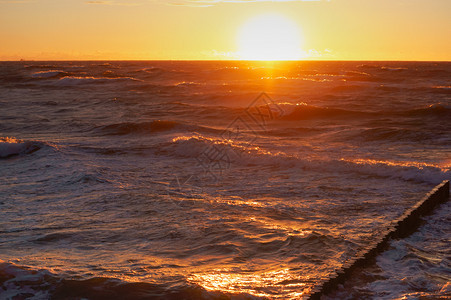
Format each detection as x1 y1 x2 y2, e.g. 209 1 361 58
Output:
0 61 450 299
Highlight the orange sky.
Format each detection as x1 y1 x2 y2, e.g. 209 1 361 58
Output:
0 0 450 61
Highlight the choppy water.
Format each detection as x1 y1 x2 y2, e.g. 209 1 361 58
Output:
0 61 450 299
325 200 451 300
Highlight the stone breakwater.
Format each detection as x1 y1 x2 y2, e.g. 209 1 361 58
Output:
308 180 450 299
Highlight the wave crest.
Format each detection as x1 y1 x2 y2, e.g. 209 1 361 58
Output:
0 137 44 158
406 103 451 117
54 76 139 86
166 134 450 184
32 70 69 79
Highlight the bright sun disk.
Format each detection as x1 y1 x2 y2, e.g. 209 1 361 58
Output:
238 14 304 61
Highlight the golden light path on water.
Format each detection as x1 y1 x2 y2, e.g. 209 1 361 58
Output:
188 268 310 299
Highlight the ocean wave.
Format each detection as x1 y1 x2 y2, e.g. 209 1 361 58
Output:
129 67 165 78
380 66 409 71
153 101 366 122
275 103 365 120
129 81 206 93
95 120 181 136
331 85 368 93
129 67 191 81
420 68 450 77
429 85 451 94
358 64 408 72
0 260 240 300
93 120 221 136
405 103 451 117
128 83 181 93
97 62 113 67
31 70 69 79
263 127 326 137
375 85 400 92
166 134 450 184
141 67 167 74
337 158 450 184
261 71 377 83
174 81 204 87
344 71 371 77
101 70 130 78
270 102 451 121
24 64 58 70
53 76 139 86
167 135 252 160
0 137 44 158
356 127 431 142
67 172 111 185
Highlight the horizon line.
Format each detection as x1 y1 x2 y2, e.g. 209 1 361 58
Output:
1 59 450 63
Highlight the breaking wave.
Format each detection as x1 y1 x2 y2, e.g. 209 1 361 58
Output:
53 76 140 86
276 103 365 120
0 260 237 300
166 135 450 184
0 137 45 158
31 70 69 79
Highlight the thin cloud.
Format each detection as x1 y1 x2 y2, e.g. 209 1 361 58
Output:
85 0 111 3
158 0 326 8
0 0 35 3
85 0 141 5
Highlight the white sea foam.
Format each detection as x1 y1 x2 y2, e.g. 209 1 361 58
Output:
0 260 53 300
365 201 451 299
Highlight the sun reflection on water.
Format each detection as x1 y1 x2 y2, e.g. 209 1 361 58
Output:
188 268 311 299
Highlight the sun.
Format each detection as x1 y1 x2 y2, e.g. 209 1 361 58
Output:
238 14 304 61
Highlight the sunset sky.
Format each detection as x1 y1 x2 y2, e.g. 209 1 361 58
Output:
0 0 450 61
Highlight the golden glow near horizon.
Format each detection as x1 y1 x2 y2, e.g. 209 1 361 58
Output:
0 0 450 61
